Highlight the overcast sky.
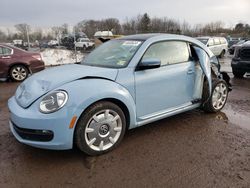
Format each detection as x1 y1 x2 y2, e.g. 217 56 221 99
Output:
1 0 249 29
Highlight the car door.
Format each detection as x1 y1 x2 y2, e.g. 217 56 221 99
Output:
135 41 196 119
0 46 12 78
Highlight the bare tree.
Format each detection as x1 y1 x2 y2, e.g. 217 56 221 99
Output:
181 20 191 35
15 23 30 40
74 20 100 38
30 28 43 41
0 29 7 42
51 26 61 38
122 17 137 34
99 18 121 34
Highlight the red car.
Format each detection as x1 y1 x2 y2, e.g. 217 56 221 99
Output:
0 44 45 81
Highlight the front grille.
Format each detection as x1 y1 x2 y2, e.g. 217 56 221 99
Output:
240 48 250 60
12 122 54 142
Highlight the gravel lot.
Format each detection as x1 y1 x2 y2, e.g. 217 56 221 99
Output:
0 55 250 188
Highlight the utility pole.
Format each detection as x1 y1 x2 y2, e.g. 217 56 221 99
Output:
73 27 77 63
26 24 30 50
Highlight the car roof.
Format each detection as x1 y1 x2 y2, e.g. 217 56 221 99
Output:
196 37 210 39
119 33 215 58
119 33 162 41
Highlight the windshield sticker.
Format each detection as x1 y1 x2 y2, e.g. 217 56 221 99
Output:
122 41 141 46
117 60 127 65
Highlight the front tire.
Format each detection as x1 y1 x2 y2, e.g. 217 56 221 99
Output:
202 79 228 113
9 65 29 82
75 101 126 156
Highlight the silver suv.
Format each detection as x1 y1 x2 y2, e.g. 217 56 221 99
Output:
197 37 228 58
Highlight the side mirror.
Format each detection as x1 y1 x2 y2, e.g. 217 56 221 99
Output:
138 58 161 70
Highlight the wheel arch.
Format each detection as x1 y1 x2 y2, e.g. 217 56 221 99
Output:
76 98 131 131
8 62 31 75
72 97 131 149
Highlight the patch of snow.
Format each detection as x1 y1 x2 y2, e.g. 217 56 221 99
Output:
41 49 84 66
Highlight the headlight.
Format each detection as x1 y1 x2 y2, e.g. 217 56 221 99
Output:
39 91 68 113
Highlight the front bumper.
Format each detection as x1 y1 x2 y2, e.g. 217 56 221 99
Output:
8 96 75 150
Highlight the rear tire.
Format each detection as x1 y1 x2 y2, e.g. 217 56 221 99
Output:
219 50 225 58
9 65 29 82
202 79 228 113
75 101 126 156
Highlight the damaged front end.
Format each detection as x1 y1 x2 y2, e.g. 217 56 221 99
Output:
194 46 232 98
210 56 232 92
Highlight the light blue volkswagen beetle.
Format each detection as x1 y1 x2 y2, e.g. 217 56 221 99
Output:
8 34 230 155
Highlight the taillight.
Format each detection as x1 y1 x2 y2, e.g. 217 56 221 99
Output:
32 54 42 61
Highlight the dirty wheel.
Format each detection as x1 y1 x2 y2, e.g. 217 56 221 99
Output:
219 50 225 58
202 79 228 113
75 101 126 156
10 65 28 82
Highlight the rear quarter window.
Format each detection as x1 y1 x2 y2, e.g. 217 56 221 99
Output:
219 38 227 44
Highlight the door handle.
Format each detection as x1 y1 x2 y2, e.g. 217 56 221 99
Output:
187 69 194 74
1 56 11 59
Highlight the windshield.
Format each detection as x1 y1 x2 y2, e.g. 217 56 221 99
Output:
82 39 142 68
197 38 208 45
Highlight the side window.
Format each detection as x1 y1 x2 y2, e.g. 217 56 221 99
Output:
142 41 190 66
214 38 220 45
0 47 3 55
208 39 214 46
0 47 11 55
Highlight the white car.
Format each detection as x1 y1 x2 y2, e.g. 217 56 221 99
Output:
74 38 95 50
48 40 59 47
196 37 228 57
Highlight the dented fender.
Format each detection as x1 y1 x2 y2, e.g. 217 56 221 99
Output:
193 46 212 95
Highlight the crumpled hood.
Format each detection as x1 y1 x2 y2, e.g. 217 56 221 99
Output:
15 64 118 108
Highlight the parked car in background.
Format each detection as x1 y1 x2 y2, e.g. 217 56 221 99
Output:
228 39 248 55
231 41 250 78
196 37 228 57
228 37 241 48
0 44 44 81
8 34 230 155
74 38 95 50
61 32 88 49
48 40 59 48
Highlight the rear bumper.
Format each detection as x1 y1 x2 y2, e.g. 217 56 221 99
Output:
30 60 45 73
